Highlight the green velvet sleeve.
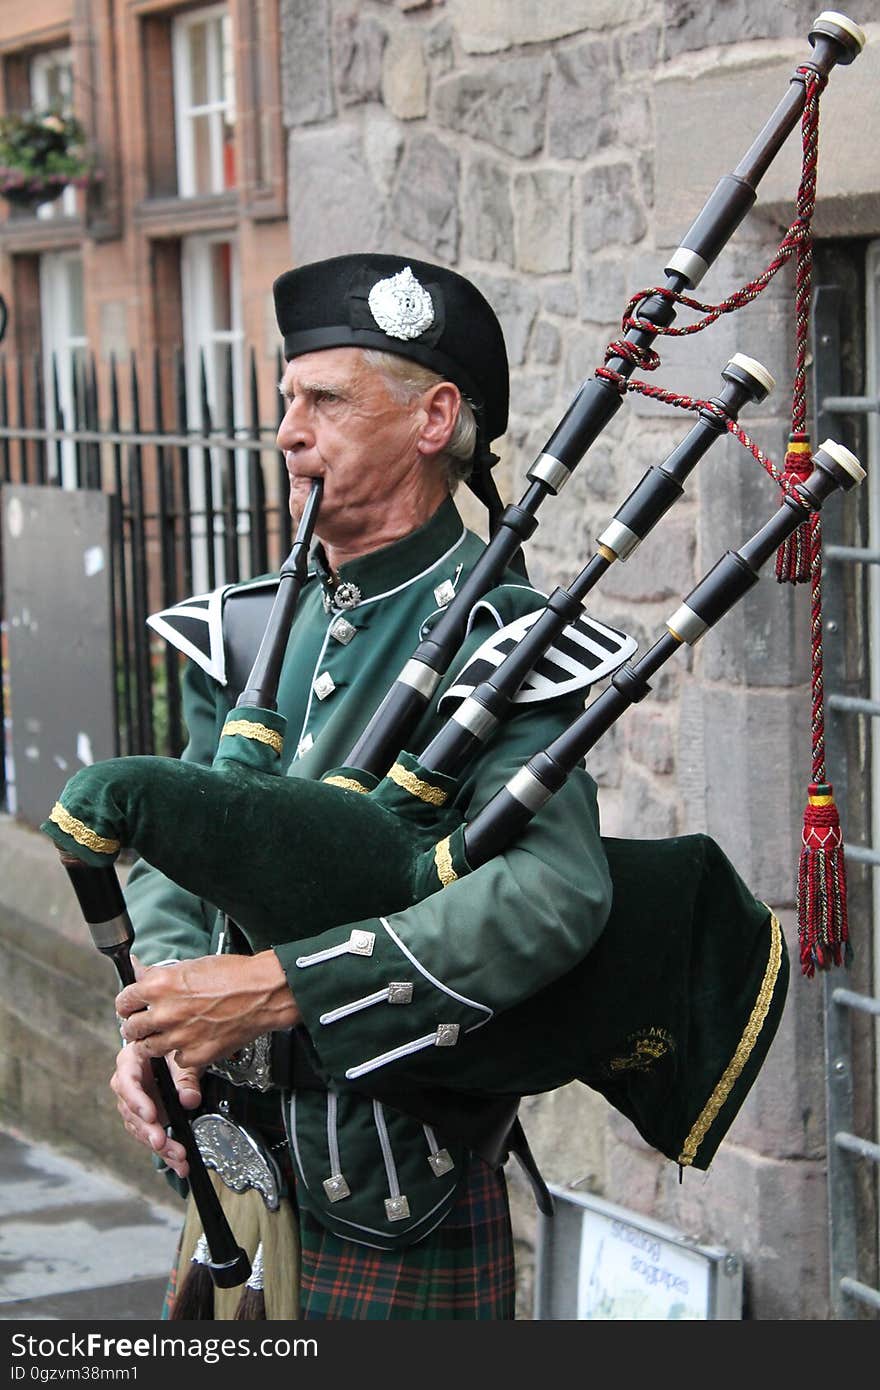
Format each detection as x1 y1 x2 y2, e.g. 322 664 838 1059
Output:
124 660 230 966
276 695 613 1089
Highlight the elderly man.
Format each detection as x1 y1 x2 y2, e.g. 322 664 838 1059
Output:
110 253 612 1320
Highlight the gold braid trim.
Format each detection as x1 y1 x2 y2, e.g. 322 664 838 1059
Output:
678 910 783 1167
322 775 370 795
388 762 448 807
48 802 120 855
221 720 284 755
434 837 457 887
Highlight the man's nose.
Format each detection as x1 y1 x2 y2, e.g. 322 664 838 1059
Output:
276 398 312 452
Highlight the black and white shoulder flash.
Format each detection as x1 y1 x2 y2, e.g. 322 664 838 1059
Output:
145 577 278 686
439 605 638 710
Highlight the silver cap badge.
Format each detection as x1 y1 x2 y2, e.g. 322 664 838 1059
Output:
368 267 434 341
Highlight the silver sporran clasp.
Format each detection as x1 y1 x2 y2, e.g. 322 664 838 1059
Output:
192 1112 282 1210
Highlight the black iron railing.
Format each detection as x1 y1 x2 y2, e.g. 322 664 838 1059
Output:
0 344 292 812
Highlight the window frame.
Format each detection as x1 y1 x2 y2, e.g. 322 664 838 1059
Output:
171 3 235 200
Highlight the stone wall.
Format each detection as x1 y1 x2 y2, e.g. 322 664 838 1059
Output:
277 0 880 1319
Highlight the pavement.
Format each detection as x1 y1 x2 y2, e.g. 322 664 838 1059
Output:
0 1124 183 1321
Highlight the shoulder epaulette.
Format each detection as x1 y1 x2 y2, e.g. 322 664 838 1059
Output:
146 574 281 687
441 596 637 709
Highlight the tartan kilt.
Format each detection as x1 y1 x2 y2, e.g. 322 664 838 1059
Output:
297 1156 515 1321
163 1155 514 1321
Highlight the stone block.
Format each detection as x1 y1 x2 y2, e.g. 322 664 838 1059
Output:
280 0 335 127
541 278 579 318
578 256 629 325
600 512 696 603
520 1085 608 1189
383 27 428 120
626 708 675 775
433 57 549 158
561 321 613 395
580 161 647 254
621 764 680 838
470 270 540 368
547 38 618 161
334 10 387 107
664 0 819 59
363 109 404 194
447 0 650 54
676 681 810 903
653 38 880 245
617 84 653 152
512 369 558 418
463 156 514 265
529 320 561 366
616 22 662 72
695 438 812 688
424 19 455 75
514 170 572 274
390 132 460 261
289 125 389 261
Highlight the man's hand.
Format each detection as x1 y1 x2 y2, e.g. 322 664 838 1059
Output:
115 950 300 1069
110 1040 202 1179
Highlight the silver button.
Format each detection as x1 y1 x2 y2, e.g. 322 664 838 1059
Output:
428 1149 455 1177
330 617 357 645
349 930 375 956
323 1173 351 1203
434 579 456 607
388 982 413 1004
296 732 314 758
384 1194 411 1222
313 671 336 700
435 1024 460 1047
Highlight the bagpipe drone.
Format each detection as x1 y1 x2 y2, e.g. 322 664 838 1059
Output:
41 12 868 1287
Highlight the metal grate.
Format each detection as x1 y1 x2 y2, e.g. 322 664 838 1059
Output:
814 244 880 1318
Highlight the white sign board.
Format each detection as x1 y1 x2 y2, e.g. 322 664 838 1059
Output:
577 1205 712 1319
534 1184 742 1320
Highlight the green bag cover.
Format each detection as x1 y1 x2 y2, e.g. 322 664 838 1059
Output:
42 715 788 1171
358 833 788 1171
41 719 459 951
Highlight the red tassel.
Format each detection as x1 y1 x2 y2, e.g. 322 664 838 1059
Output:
797 783 851 978
775 435 814 583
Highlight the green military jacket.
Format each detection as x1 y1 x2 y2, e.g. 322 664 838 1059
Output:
126 497 612 1248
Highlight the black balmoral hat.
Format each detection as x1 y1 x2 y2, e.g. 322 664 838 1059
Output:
273 255 510 527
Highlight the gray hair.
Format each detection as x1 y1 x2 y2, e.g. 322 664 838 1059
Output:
362 349 477 490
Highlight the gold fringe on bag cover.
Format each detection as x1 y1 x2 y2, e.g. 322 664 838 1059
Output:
172 1175 299 1321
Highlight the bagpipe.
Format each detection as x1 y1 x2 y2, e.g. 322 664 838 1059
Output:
40 11 868 1288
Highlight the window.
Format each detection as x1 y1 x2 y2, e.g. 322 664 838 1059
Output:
30 47 77 221
181 232 245 589
39 251 88 486
172 6 235 197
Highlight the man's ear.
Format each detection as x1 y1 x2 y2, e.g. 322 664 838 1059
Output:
416 381 461 458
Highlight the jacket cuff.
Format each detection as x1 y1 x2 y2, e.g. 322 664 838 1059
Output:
274 916 493 1085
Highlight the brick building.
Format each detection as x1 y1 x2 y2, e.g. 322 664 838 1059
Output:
0 0 290 450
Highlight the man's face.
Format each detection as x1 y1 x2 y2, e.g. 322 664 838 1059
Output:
276 347 429 549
